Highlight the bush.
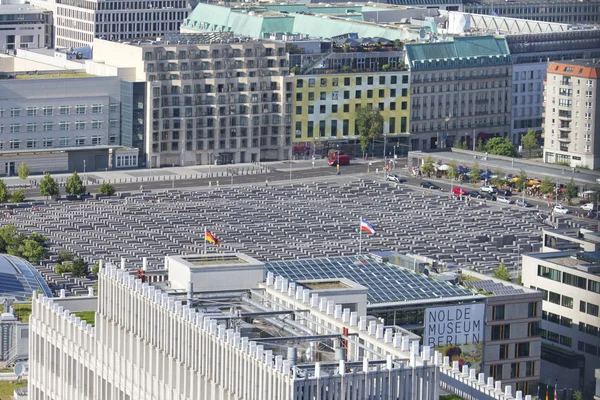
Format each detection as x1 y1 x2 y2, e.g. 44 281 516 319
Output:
55 262 73 275
98 182 116 196
71 257 88 278
58 250 74 262
10 188 25 203
493 262 511 281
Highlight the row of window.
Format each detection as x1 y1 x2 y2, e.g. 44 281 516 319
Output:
296 75 408 89
489 361 536 381
498 342 531 360
0 104 111 118
577 340 599 357
151 138 265 153
540 328 572 348
0 136 105 149
296 101 407 116
412 82 509 95
296 88 408 102
294 116 408 138
537 264 600 294
0 121 107 133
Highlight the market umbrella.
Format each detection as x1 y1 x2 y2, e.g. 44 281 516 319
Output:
528 179 541 185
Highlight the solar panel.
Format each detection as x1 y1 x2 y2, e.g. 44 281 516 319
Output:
266 255 473 305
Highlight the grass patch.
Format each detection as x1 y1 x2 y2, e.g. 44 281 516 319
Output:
440 395 463 400
15 73 93 80
0 367 13 372
459 275 480 283
73 311 96 327
0 380 27 398
12 304 32 323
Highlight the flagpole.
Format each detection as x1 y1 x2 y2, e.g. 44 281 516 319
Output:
204 227 207 255
359 217 362 256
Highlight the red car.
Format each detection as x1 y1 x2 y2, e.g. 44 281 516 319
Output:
452 187 468 195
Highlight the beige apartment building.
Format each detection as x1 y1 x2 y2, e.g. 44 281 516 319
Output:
92 33 292 167
405 36 513 151
543 60 600 169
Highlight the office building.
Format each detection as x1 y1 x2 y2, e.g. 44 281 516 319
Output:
522 251 600 397
289 39 410 155
543 60 600 169
542 228 600 253
27 0 190 49
0 309 29 366
0 74 121 174
92 33 292 167
405 36 512 150
0 4 52 52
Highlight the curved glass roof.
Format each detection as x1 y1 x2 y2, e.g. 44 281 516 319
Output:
0 254 53 301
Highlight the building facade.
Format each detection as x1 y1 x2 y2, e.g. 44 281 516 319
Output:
463 0 600 24
27 0 190 49
0 4 52 52
522 251 600 397
543 60 600 169
405 36 513 151
93 34 292 167
0 75 121 174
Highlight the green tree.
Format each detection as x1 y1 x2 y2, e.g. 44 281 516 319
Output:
476 138 485 152
485 137 518 157
18 239 46 263
0 225 19 253
521 129 539 158
490 169 506 187
470 162 481 183
39 173 59 199
0 179 8 203
447 159 458 180
539 176 555 195
355 106 383 156
493 262 511 281
65 171 85 196
10 188 25 203
71 257 89 278
57 250 74 262
91 262 100 275
55 263 72 275
420 155 435 177
29 232 47 245
565 178 578 203
572 391 584 400
98 182 116 196
516 170 528 191
17 161 30 182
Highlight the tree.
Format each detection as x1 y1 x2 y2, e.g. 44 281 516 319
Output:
539 176 555 195
99 182 116 196
470 162 481 183
10 188 25 203
476 138 485 152
17 161 30 182
58 250 74 262
355 106 383 156
420 155 435 178
490 169 506 187
521 129 539 158
485 137 518 158
516 170 528 191
0 225 20 253
572 391 584 400
493 262 511 281
65 171 85 196
447 159 458 180
39 173 59 199
71 257 89 278
29 232 47 245
18 239 46 263
0 179 8 203
565 178 578 203
91 262 100 275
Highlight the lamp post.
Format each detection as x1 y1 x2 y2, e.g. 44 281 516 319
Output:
472 129 476 152
83 159 86 186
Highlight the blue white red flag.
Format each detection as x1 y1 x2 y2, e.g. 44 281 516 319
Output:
360 218 376 234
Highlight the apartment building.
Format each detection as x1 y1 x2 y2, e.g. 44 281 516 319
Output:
0 75 121 174
27 0 190 49
405 36 513 151
522 251 600 397
0 4 52 52
543 60 600 169
92 33 292 167
289 40 410 155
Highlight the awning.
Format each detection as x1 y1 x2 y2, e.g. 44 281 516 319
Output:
528 180 541 185
437 164 449 171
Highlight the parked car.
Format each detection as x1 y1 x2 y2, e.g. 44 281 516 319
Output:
554 205 571 214
581 203 597 211
497 189 512 196
497 196 513 204
386 173 406 183
420 181 442 190
585 212 598 219
467 191 484 198
516 199 532 207
484 193 497 201
451 187 468 195
480 185 498 193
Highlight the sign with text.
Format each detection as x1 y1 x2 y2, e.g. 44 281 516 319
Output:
424 304 485 347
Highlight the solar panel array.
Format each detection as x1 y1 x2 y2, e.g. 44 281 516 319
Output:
464 279 525 296
266 256 474 304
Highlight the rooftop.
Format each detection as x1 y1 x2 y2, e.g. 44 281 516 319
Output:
526 251 600 275
0 4 48 14
0 254 52 301
548 59 600 79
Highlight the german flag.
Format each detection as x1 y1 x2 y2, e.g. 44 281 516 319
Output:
205 230 220 246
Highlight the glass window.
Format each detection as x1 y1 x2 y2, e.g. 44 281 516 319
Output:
538 265 561 281
588 303 599 317
549 292 561 305
563 272 586 289
561 296 573 309
492 305 505 320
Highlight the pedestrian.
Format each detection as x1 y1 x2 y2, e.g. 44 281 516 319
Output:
265 179 269 187
140 185 144 192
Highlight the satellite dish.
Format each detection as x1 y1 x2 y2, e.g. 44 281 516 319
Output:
14 362 28 377
419 29 426 39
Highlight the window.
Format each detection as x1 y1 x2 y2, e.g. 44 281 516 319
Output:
43 138 53 147
59 137 69 146
320 92 326 100
343 91 350 100
26 123 36 133
92 121 102 129
308 92 314 101
525 361 535 377
390 102 396 111
492 305 505 321
491 324 510 340
528 302 538 317
538 265 561 281
560 335 572 347
308 106 314 115
26 107 37 116
343 104 349 113
344 77 350 86
109 104 118 113
332 105 338 113
91 136 102 145
563 272 586 289
517 342 530 357
561 295 573 309
490 365 501 380
585 343 598 356
367 90 373 99
510 363 519 378
75 137 85 146
43 106 53 116
296 106 302 115
588 303 599 317
59 122 70 131
586 325 598 336
356 90 362 99
320 78 327 87
76 121 86 130
296 79 303 88
589 280 600 294
580 301 587 313
499 344 508 360
379 76 385 85
10 108 21 117
356 77 362 85
296 93 302 101
10 124 20 133
549 291 560 305
9 139 20 149
59 106 70 115
391 76 397 84
91 104 103 114
76 105 86 114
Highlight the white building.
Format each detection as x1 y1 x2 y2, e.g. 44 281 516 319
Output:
0 74 121 174
0 4 52 52
27 0 191 49
28 253 526 400
522 250 600 398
